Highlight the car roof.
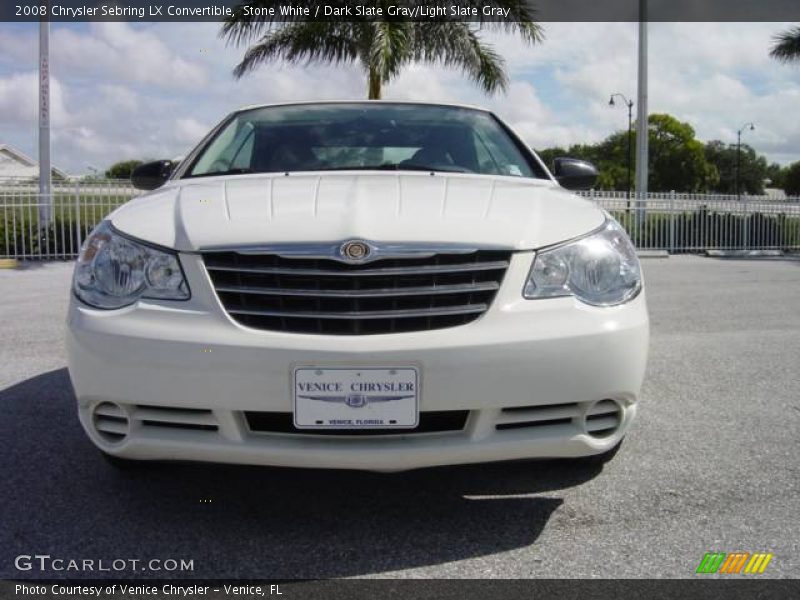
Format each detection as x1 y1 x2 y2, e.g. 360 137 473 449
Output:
234 100 493 114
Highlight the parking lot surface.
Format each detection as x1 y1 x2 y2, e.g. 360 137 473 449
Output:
1 256 798 578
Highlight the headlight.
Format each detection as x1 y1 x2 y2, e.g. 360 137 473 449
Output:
523 218 641 306
73 221 189 309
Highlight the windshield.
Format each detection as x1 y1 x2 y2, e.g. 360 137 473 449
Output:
185 104 543 179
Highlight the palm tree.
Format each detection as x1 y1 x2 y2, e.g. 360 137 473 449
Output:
770 26 800 62
221 1 542 99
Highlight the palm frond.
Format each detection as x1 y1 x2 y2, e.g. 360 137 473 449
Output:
458 0 544 44
411 23 509 94
370 22 414 83
223 0 542 97
770 26 800 62
222 1 327 46
232 22 359 78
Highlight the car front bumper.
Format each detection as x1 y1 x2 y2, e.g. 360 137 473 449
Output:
66 253 649 471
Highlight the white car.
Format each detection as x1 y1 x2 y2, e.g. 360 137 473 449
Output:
66 102 649 471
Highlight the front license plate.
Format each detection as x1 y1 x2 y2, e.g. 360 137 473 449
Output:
293 367 419 429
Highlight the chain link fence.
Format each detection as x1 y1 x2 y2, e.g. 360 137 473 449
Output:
1 178 799 260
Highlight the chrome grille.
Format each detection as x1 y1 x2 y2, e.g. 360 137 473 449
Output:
203 249 511 335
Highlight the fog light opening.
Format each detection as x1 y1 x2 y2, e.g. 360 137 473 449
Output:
91 402 130 444
582 399 623 438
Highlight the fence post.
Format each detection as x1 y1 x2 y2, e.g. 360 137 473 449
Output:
742 200 749 250
669 190 676 254
74 180 82 255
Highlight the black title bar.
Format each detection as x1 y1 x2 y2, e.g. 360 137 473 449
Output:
4 579 800 600
4 0 800 23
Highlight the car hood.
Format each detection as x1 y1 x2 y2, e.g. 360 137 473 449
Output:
109 172 606 251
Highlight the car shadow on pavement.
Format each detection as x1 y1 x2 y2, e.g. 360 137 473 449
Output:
0 369 605 579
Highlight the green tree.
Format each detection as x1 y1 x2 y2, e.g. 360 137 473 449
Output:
222 1 541 99
765 162 787 190
105 160 144 180
704 140 768 195
770 26 800 62
647 114 718 193
590 132 636 191
537 114 720 192
536 142 626 190
784 161 800 196
534 147 568 172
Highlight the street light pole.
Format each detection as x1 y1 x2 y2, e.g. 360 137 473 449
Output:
735 122 754 200
634 0 649 234
609 93 634 203
38 8 52 230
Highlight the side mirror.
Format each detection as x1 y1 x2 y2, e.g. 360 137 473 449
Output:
553 157 599 191
131 160 175 191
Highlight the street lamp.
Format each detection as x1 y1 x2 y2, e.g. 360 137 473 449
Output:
736 122 755 200
39 6 51 229
609 93 634 202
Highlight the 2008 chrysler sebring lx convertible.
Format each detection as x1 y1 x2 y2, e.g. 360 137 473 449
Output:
66 102 649 471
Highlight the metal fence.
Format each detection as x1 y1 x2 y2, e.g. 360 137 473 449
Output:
1 179 799 260
0 179 137 260
579 190 800 253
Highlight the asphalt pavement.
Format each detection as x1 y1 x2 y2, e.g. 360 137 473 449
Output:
0 256 798 579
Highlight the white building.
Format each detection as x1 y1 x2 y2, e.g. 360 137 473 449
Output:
763 187 787 200
0 143 67 180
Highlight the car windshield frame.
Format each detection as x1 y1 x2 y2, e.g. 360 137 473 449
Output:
177 103 549 181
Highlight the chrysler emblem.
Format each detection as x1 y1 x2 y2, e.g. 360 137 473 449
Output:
340 240 371 262
345 394 368 408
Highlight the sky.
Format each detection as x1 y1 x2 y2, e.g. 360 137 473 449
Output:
0 21 799 175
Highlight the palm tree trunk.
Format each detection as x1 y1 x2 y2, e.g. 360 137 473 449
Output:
368 67 381 100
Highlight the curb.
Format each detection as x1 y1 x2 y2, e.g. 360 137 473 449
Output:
637 250 669 259
706 250 784 258
0 258 20 269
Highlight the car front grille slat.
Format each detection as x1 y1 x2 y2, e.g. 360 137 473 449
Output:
226 303 488 320
204 260 510 278
133 406 218 427
133 405 219 433
214 281 500 298
203 248 511 335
